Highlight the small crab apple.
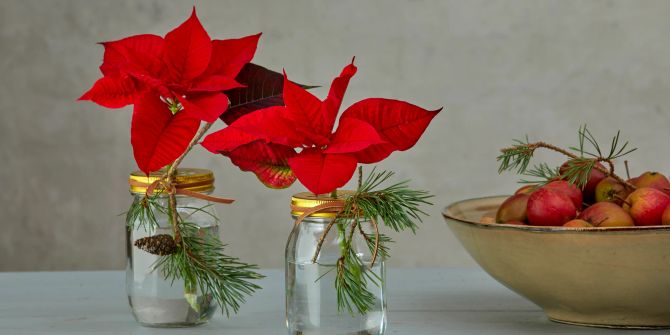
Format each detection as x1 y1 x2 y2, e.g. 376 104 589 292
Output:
594 177 630 205
563 219 593 228
578 202 634 227
623 187 670 226
495 194 529 223
662 205 670 225
630 171 670 195
543 180 583 210
526 188 577 226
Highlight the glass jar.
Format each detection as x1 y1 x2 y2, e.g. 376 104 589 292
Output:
286 192 387 335
126 168 218 327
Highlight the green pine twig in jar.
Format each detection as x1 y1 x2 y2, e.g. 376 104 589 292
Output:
124 122 264 316
155 220 264 317
319 168 433 315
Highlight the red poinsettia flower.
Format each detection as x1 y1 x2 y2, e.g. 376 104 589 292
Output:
202 60 441 195
79 8 260 174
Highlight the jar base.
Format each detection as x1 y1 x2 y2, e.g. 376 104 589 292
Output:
128 295 216 328
138 320 209 328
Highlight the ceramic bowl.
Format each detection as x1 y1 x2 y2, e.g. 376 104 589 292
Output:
443 196 670 329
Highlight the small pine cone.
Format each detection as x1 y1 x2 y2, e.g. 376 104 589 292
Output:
134 234 177 256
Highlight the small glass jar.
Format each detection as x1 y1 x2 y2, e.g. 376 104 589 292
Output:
286 192 387 335
126 168 218 327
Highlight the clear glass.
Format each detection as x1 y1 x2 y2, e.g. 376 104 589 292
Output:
286 216 387 335
126 193 218 327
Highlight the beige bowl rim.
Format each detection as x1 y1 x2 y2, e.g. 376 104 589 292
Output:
442 195 670 233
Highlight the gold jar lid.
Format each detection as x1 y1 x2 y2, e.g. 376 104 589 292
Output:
129 168 215 194
291 191 355 218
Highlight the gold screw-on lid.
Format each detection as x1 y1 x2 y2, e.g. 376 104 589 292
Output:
290 191 355 218
129 168 215 194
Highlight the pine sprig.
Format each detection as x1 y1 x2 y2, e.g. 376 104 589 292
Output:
355 170 433 233
519 163 560 186
497 125 637 189
128 197 263 316
497 136 534 174
155 220 263 317
335 244 381 315
359 226 393 259
323 168 431 315
569 124 636 160
560 157 598 189
125 192 167 232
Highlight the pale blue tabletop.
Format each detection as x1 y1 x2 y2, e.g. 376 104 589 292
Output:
0 268 656 334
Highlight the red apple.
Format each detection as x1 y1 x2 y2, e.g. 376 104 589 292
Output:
496 194 529 223
543 180 583 210
662 205 670 225
526 188 577 226
630 171 670 195
563 219 593 228
594 177 630 205
560 160 606 203
623 187 670 226
578 202 634 227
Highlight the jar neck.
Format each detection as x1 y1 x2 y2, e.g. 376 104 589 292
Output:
291 215 367 224
132 190 213 199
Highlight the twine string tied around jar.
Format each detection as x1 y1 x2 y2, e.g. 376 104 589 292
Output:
291 201 380 269
128 178 235 204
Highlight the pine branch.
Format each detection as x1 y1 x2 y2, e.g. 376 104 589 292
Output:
321 168 431 315
498 125 637 189
129 198 263 316
560 157 598 188
155 220 264 317
335 243 380 315
355 169 433 233
359 227 392 259
125 192 165 232
518 163 560 186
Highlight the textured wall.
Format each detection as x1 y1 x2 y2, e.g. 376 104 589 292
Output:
2 0 670 271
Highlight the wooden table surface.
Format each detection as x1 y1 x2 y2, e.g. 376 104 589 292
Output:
0 268 658 334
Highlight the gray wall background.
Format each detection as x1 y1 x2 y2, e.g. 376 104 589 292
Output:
2 0 669 271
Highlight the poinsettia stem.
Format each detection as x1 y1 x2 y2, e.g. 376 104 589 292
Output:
166 122 214 179
161 121 216 305
162 122 215 244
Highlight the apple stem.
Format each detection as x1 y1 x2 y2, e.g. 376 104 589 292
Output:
624 160 631 180
612 194 632 207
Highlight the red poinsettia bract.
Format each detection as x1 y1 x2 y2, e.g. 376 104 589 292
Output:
201 60 441 195
79 8 260 173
